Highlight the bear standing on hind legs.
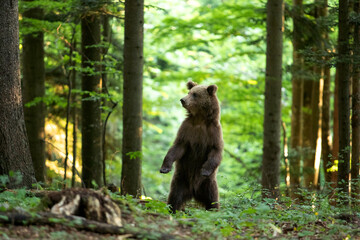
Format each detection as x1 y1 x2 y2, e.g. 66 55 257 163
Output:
160 80 224 213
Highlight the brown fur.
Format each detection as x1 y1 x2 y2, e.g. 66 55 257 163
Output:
160 81 223 212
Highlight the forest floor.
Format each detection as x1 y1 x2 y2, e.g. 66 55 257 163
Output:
0 188 360 239
0 215 359 240
1 213 360 240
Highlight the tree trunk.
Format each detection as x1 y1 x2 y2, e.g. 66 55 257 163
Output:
303 1 328 190
22 1 46 183
121 0 144 197
71 40 78 188
331 71 339 189
0 0 36 188
318 0 332 186
351 0 360 201
101 15 111 187
322 63 332 184
302 74 314 188
313 0 329 188
290 0 303 195
81 8 103 188
261 0 284 199
71 63 78 188
313 66 323 188
337 0 351 201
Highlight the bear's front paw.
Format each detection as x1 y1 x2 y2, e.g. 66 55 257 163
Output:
160 167 171 174
201 168 212 177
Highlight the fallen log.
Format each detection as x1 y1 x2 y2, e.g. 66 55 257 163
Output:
0 211 176 239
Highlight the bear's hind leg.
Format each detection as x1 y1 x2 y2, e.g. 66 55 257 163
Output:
168 177 191 213
194 178 219 210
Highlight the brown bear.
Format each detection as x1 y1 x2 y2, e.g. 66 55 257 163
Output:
160 80 223 213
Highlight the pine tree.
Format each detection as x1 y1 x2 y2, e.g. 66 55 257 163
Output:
121 0 144 197
262 0 284 199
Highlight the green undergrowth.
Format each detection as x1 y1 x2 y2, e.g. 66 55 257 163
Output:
0 188 359 239
113 188 360 239
0 189 41 213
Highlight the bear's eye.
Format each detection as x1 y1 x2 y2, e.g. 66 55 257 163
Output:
192 93 197 98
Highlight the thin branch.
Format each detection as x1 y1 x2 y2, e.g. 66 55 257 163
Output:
71 40 78 188
63 26 77 188
101 15 119 186
223 148 246 168
44 139 84 187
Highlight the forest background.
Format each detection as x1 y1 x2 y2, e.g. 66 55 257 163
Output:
16 0 273 198
1 0 360 238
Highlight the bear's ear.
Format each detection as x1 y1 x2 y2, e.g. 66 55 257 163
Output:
187 81 197 90
207 84 218 95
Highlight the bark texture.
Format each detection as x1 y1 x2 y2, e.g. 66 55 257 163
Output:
290 0 303 193
331 71 339 188
121 0 144 197
71 41 78 187
261 0 284 199
337 0 351 199
310 66 321 188
352 0 360 200
0 0 36 188
322 64 332 183
81 9 103 188
302 73 314 188
22 1 46 182
319 0 332 186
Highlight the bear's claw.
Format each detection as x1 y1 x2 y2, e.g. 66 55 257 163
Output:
201 168 212 177
160 167 171 174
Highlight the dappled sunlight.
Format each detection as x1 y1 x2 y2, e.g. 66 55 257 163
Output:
45 119 82 184
140 195 152 200
314 136 322 187
45 155 81 182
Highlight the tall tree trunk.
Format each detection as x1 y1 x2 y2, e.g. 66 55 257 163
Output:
322 63 332 184
303 1 327 189
71 55 78 187
0 0 36 188
352 0 360 201
101 15 111 187
261 0 284 199
302 73 314 187
337 0 351 201
81 8 103 188
303 73 321 189
22 1 46 183
121 0 144 197
313 0 329 188
313 66 323 188
332 71 339 188
320 0 332 186
290 0 303 195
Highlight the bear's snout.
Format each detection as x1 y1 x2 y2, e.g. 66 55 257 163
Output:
180 98 185 106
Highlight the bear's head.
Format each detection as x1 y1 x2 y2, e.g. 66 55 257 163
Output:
180 80 220 121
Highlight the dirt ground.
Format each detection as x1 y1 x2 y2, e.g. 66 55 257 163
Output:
0 224 131 240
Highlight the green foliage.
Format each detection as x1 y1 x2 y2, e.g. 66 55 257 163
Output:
0 171 23 190
49 231 69 240
126 151 143 160
4 0 358 238
141 0 273 197
125 185 359 239
16 0 357 230
0 186 358 239
0 188 40 212
17 0 275 197
143 199 170 214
